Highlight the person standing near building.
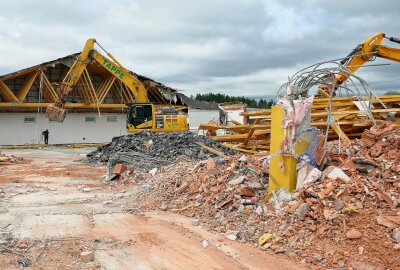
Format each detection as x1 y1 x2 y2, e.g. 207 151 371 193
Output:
42 129 49 144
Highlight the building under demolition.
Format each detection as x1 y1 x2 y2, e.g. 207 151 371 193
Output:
0 53 218 145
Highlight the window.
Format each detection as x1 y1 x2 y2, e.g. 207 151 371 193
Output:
107 116 117 123
85 116 96 122
24 116 36 123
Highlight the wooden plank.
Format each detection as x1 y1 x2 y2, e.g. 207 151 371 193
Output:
195 142 226 158
243 118 260 145
222 143 260 154
199 123 269 131
211 130 269 142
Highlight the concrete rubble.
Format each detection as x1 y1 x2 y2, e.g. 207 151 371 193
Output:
86 131 236 171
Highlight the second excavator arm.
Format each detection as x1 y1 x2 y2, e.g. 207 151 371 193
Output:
319 33 400 97
46 38 148 122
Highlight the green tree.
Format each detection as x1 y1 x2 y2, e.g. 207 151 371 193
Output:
193 92 274 108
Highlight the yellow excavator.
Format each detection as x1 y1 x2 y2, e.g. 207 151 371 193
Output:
319 32 400 96
45 38 188 133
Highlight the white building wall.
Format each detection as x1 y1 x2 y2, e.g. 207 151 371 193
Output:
225 110 244 125
0 113 127 145
188 109 219 131
0 109 220 145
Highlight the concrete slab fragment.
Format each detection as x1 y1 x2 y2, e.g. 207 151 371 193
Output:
16 214 90 239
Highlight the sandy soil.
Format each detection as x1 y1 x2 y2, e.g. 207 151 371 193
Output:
0 148 304 270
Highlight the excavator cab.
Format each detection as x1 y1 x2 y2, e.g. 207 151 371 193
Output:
127 104 154 128
126 103 188 133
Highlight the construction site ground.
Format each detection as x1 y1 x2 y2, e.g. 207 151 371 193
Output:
0 148 303 270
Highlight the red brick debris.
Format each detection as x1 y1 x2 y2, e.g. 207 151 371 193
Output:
115 122 400 269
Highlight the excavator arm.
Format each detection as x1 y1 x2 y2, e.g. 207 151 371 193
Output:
46 38 148 122
375 45 400 62
318 33 400 97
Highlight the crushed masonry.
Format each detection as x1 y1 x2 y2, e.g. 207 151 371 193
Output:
102 122 399 269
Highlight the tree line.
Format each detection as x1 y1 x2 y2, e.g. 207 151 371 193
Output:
192 93 274 108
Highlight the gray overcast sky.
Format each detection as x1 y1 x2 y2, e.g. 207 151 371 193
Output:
0 0 399 97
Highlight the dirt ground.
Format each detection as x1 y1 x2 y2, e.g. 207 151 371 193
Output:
0 148 304 270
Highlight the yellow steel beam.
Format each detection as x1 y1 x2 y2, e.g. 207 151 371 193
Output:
17 71 38 101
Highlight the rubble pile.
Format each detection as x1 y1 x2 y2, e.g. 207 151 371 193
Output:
132 154 270 236
86 131 236 170
127 122 399 269
259 122 400 268
326 121 400 179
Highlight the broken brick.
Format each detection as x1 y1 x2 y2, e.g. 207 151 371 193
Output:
113 163 127 174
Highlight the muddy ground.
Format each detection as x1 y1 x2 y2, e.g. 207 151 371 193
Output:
0 148 303 270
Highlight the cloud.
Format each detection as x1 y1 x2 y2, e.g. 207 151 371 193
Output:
0 0 399 97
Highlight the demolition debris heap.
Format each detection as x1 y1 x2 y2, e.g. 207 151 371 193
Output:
87 131 236 170
130 122 400 269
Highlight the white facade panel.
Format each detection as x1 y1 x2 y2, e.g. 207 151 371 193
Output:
188 109 219 131
225 110 244 125
0 113 127 145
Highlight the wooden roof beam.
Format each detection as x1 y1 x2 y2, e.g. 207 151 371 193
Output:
16 71 38 101
41 71 58 102
0 80 18 102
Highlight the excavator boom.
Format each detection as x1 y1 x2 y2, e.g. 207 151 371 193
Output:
45 38 148 122
45 38 188 132
318 33 400 97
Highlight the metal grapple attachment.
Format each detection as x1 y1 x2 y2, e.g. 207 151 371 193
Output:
45 102 66 123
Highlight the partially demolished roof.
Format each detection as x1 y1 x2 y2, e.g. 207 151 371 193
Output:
176 93 219 110
0 52 214 111
0 53 79 81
